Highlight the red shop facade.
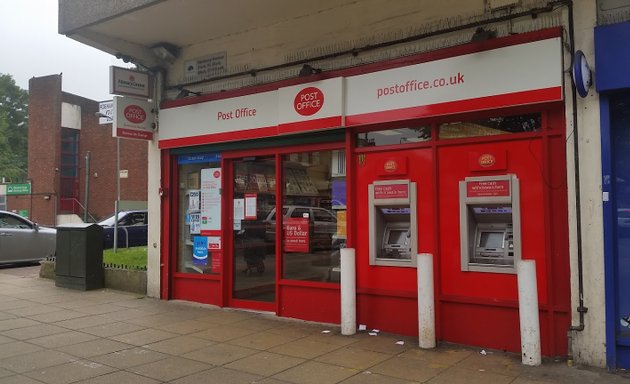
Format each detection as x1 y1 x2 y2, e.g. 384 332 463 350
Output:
158 28 570 356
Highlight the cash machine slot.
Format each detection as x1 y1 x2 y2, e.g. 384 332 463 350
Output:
368 180 417 267
459 175 521 273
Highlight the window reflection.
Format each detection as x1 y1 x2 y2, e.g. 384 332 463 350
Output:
357 127 431 147
281 150 346 283
439 113 541 139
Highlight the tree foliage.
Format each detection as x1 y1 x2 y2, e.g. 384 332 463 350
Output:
0 74 28 181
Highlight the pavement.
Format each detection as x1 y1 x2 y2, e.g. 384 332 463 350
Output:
0 266 628 384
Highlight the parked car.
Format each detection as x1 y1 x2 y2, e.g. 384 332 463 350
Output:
99 210 148 248
0 210 56 264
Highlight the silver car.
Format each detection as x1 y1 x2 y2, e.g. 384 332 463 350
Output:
0 210 56 264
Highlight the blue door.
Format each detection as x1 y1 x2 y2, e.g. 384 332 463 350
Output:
607 91 630 369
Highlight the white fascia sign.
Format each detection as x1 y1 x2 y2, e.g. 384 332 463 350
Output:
110 66 153 98
113 96 154 141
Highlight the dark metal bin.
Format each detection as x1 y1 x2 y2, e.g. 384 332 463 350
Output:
55 223 103 290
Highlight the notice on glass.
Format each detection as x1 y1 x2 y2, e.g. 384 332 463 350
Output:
188 190 200 211
284 217 309 253
189 213 201 234
233 199 244 230
245 193 257 220
200 168 222 232
193 236 208 266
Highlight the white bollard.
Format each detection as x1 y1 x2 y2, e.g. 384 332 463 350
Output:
517 259 541 366
340 248 356 335
417 253 436 349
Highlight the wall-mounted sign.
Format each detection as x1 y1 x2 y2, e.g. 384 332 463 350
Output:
98 100 113 125
7 183 31 195
374 183 409 199
184 52 227 79
113 96 154 140
110 66 153 98
466 180 511 198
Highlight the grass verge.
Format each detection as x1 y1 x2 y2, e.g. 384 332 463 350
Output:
103 246 147 269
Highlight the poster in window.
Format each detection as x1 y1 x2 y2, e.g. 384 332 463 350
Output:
188 190 200 211
189 213 201 234
200 168 222 233
245 193 257 220
193 236 208 266
233 198 244 230
284 217 310 253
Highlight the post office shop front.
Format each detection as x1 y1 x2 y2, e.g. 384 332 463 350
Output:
157 28 570 356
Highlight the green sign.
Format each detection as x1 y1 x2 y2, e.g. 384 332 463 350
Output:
7 183 31 195
18 210 28 218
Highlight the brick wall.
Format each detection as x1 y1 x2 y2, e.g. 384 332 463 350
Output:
18 74 148 225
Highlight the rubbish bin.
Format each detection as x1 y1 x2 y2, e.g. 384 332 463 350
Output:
55 223 103 290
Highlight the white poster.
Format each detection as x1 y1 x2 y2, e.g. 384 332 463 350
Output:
200 168 222 232
188 190 200 211
233 199 244 230
245 193 257 220
189 213 201 234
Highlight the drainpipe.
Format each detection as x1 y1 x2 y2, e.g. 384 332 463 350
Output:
563 0 588 366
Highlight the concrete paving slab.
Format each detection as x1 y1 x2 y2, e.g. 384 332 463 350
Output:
143 334 216 355
272 360 359 384
224 351 306 376
28 330 99 349
182 343 257 366
0 350 78 374
0 341 44 360
314 346 393 370
23 359 116 384
0 323 68 341
127 355 213 381
79 321 146 338
110 328 179 346
90 347 169 369
169 366 263 384
0 266 629 384
73 370 161 384
55 338 134 358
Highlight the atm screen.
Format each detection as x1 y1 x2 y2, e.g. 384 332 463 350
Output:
479 231 504 249
387 229 408 245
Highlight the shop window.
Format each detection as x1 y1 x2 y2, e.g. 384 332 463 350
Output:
282 150 346 283
0 195 5 211
177 155 221 274
357 127 431 147
439 113 541 139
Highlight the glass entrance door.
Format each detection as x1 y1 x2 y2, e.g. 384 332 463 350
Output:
231 157 277 307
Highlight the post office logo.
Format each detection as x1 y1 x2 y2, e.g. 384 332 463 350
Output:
478 153 496 168
384 160 398 173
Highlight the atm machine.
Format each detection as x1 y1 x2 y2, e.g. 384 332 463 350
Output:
368 179 418 267
459 174 521 273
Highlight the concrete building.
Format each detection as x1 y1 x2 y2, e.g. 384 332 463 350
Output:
58 0 618 369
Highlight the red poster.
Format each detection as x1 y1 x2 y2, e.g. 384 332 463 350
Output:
466 180 510 197
211 252 222 274
283 217 310 253
374 183 409 199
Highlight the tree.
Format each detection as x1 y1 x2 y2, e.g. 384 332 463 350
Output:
0 74 28 181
